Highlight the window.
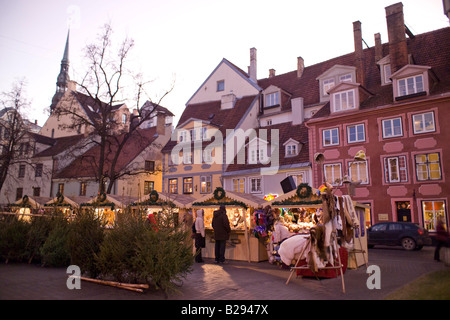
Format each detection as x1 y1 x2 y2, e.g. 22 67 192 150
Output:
233 178 245 193
382 117 403 138
183 152 192 165
383 64 392 84
422 200 447 232
347 124 365 143
323 128 339 147
249 145 266 164
217 80 224 92
286 144 297 156
323 79 335 95
339 74 352 82
200 127 208 140
178 130 187 142
415 153 442 181
398 75 424 97
33 187 40 197
324 163 342 185
371 223 387 232
144 181 154 195
18 165 25 178
189 129 196 141
183 177 193 194
122 113 127 124
200 176 212 193
266 119 272 126
145 160 155 171
35 164 43 177
266 92 279 107
168 179 178 194
333 89 355 112
349 160 368 184
16 188 23 201
79 182 87 196
250 177 262 193
383 156 408 183
58 183 64 195
203 149 212 163
413 112 435 134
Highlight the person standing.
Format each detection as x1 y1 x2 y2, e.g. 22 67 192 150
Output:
194 209 206 263
434 215 449 262
212 205 231 264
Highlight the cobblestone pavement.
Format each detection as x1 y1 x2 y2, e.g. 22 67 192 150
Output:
0 246 447 301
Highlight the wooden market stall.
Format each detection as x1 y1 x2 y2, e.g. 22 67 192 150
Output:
8 195 51 221
80 193 137 227
188 188 267 262
130 191 195 227
44 195 92 219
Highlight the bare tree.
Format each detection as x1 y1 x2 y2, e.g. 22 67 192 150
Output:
0 80 30 192
53 23 173 195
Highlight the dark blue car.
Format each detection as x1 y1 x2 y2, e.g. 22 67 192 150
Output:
368 222 432 250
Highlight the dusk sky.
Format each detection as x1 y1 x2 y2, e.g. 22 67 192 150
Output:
0 0 448 127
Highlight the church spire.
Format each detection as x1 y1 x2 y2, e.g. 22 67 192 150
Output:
50 30 70 113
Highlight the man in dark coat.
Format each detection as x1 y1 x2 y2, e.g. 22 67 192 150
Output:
212 205 231 264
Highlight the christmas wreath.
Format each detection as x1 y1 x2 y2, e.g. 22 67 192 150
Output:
296 183 312 199
97 192 107 203
213 187 226 200
149 190 159 202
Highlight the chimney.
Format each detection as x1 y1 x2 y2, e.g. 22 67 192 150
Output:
374 33 383 62
297 56 304 78
353 21 364 86
385 2 409 73
269 69 276 78
156 112 165 136
291 97 304 125
249 47 257 82
221 93 236 110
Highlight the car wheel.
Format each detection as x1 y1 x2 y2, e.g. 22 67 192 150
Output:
401 237 416 251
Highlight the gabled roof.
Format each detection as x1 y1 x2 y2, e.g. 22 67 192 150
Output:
185 58 261 105
32 134 85 158
224 122 310 174
162 95 258 153
54 127 159 179
69 91 126 123
258 27 450 118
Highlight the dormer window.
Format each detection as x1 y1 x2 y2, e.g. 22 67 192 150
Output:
178 130 187 143
390 65 430 101
398 75 424 97
247 138 268 164
283 138 300 157
266 92 279 107
383 64 392 84
339 74 352 82
333 89 355 112
323 79 335 96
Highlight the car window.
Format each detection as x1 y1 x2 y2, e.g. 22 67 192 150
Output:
403 224 415 230
372 224 387 231
388 223 403 231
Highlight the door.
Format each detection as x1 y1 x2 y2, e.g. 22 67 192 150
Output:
396 201 411 222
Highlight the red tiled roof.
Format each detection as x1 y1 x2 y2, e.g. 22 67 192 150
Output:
55 127 159 179
162 95 258 153
33 134 85 158
225 122 309 173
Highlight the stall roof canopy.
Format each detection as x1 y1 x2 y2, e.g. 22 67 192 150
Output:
267 185 322 207
13 196 52 208
134 192 195 209
188 190 266 209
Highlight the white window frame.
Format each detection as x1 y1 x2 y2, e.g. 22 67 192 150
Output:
348 160 369 185
386 157 400 183
398 75 424 97
383 64 392 84
200 176 212 193
333 89 355 112
324 163 342 186
382 117 403 138
178 130 187 143
339 74 352 82
323 78 335 95
249 177 262 193
266 92 279 107
415 152 442 181
232 178 245 193
323 128 339 147
285 144 298 157
183 151 192 164
347 123 365 143
413 111 435 134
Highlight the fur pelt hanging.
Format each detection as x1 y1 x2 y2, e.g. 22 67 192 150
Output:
321 191 337 224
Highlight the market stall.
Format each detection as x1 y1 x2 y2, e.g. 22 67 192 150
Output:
188 188 267 262
264 182 368 293
80 193 135 227
130 191 195 228
44 194 90 219
8 195 51 221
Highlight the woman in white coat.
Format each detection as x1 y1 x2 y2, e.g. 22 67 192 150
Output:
194 209 206 263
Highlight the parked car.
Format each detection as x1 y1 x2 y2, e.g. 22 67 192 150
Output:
367 222 432 251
